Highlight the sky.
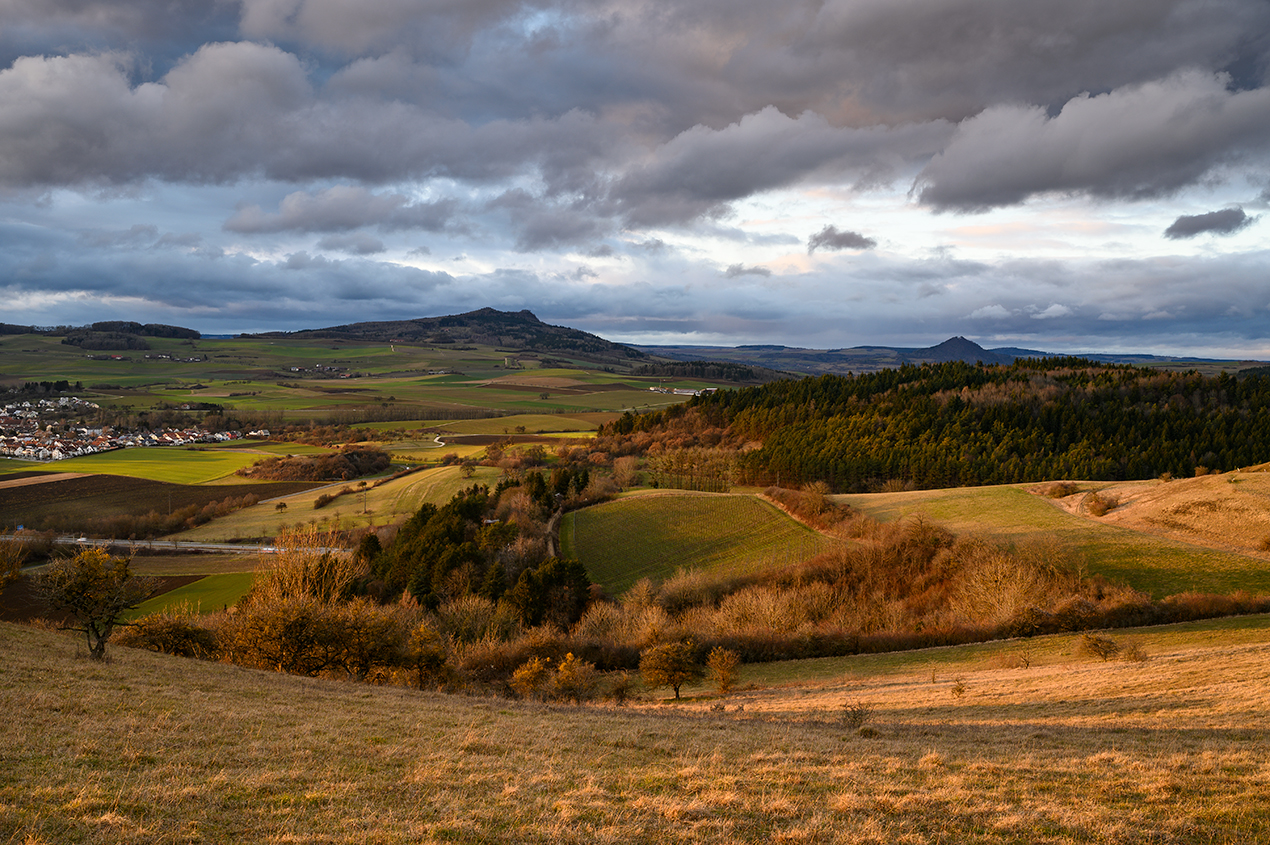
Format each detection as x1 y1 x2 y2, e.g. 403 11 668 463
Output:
2 0 1269 356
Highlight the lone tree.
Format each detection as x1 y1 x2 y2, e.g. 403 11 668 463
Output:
35 547 159 661
639 640 703 700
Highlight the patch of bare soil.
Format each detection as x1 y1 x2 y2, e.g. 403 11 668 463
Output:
1035 467 1270 557
0 472 91 490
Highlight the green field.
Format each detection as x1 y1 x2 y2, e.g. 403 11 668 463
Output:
13 448 262 484
173 464 503 542
837 485 1270 597
561 492 833 595
128 572 256 618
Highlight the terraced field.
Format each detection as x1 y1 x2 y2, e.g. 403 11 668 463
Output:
561 491 834 595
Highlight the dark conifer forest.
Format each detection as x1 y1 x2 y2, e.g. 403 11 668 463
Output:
601 359 1270 491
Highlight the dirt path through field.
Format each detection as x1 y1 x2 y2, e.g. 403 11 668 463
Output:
0 472 90 490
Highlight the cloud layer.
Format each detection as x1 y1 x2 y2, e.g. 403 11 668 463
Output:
1 0 1268 355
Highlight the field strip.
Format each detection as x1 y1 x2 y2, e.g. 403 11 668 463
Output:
0 472 90 490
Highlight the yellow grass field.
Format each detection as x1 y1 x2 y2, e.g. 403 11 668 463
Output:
5 616 1270 843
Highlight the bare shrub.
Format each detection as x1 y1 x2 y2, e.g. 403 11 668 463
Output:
706 646 741 694
1086 492 1118 517
1121 642 1149 663
950 538 1062 628
951 677 967 699
841 700 874 731
435 594 516 643
116 605 218 659
1080 632 1121 661
1038 481 1080 498
658 568 731 613
252 525 363 605
606 670 635 705
0 533 29 587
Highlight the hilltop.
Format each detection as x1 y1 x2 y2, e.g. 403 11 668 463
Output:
243 307 650 370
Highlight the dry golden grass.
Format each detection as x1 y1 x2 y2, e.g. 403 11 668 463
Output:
1049 468 1270 559
6 617 1270 843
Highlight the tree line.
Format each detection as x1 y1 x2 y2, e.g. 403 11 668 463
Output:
600 359 1270 490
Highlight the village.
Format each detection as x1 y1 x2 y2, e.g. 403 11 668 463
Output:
0 396 244 462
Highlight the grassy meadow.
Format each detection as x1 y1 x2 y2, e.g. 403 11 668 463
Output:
838 484 1270 597
7 615 1270 844
562 492 834 596
127 572 256 618
171 464 504 542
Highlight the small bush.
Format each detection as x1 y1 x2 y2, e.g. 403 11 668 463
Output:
1080 632 1121 661
706 646 741 694
117 609 218 659
841 700 874 730
1086 491 1118 517
1121 642 1149 663
510 656 550 699
552 652 599 703
606 670 635 705
1038 481 1080 499
951 677 967 699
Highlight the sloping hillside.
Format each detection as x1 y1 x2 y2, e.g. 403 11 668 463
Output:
1046 466 1270 558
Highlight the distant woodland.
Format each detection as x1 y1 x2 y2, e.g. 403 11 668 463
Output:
599 359 1270 491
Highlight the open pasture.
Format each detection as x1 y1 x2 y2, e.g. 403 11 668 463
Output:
172 464 503 542
562 492 833 595
6 614 1270 843
838 484 1270 597
127 572 256 618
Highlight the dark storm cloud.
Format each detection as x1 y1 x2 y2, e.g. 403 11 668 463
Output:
807 225 877 253
1164 207 1255 239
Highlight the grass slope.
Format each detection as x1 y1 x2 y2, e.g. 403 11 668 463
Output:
562 492 833 595
838 484 1270 597
127 572 256 618
6 619 1270 843
173 465 503 542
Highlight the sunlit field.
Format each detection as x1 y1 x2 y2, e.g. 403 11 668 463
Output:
6 614 1270 844
838 484 1270 597
563 492 834 595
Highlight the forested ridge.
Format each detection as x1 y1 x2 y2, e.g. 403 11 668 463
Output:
602 358 1270 491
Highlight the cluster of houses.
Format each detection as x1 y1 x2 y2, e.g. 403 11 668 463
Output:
647 386 719 396
0 397 245 462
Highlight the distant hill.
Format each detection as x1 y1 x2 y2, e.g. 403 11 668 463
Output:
638 337 1259 375
243 308 649 369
